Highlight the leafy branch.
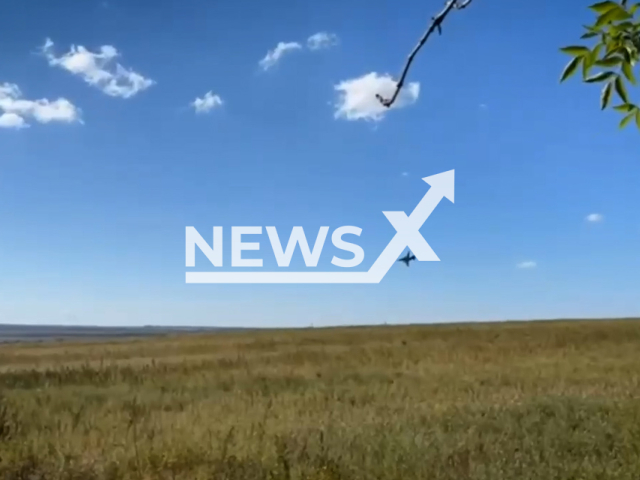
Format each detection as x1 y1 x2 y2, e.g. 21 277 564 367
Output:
376 0 476 108
560 0 640 130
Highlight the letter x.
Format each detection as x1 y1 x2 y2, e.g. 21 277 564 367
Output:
382 211 439 261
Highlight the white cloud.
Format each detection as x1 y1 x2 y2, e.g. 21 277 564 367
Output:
0 112 28 129
191 91 223 114
307 32 339 50
333 72 420 122
42 38 155 99
259 42 302 70
401 172 409 176
586 213 604 223
0 82 81 128
516 261 537 269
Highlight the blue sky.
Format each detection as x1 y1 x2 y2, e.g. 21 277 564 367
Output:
0 0 638 327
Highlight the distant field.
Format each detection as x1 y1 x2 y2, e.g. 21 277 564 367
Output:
0 324 241 344
1 319 639 479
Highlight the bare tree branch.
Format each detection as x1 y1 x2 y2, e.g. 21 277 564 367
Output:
376 0 476 108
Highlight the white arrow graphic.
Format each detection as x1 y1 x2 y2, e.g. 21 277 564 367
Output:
186 170 455 284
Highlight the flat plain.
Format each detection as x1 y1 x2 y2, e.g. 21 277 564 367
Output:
0 318 639 479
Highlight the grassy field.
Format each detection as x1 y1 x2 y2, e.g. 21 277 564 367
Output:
0 319 639 480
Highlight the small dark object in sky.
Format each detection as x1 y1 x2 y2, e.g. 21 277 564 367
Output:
398 250 417 267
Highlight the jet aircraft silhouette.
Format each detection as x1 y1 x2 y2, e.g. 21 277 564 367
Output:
398 250 417 267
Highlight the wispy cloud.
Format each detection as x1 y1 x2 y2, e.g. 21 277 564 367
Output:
307 32 339 50
191 91 223 114
586 213 604 223
259 42 302 71
41 38 155 99
334 72 419 122
259 32 338 71
516 261 537 269
0 82 81 129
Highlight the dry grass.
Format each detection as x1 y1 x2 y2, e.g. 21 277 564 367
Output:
1 318 639 479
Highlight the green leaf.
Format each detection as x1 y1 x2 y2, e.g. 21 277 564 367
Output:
601 81 613 109
583 46 598 77
589 1 621 13
595 7 633 27
614 75 630 102
622 60 637 83
583 24 603 33
612 5 634 18
619 112 635 128
560 57 583 82
635 109 640 129
584 44 604 78
560 46 591 56
593 43 604 58
613 103 637 111
611 21 635 32
595 56 623 66
581 31 600 39
604 39 619 56
616 46 633 63
585 71 617 82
